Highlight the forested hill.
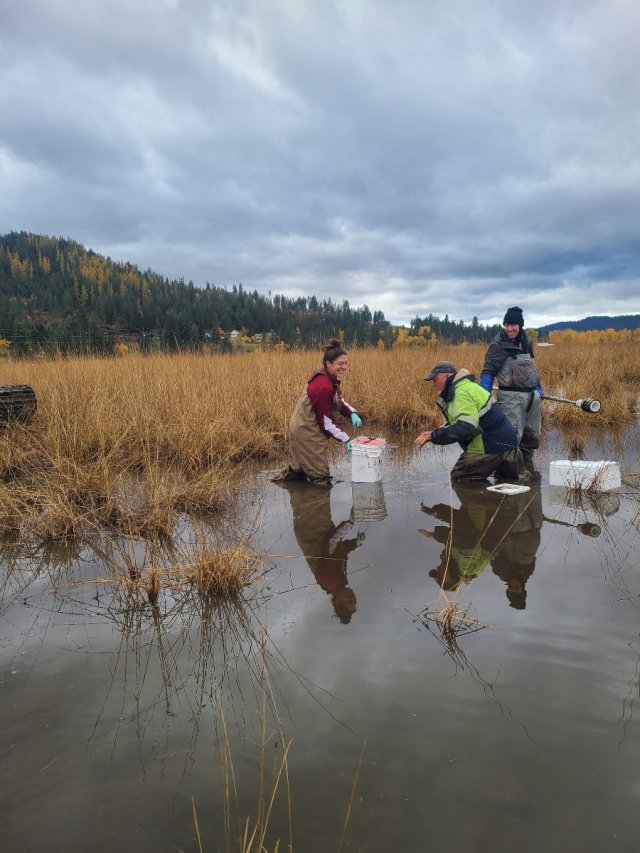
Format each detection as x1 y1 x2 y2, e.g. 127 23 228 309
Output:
0 231 391 353
538 315 640 335
1 231 504 355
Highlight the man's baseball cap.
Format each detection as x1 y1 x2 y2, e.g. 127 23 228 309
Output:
424 361 457 381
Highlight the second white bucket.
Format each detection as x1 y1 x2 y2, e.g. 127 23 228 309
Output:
351 440 385 483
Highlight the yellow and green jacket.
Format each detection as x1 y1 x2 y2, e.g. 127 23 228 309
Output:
432 369 519 455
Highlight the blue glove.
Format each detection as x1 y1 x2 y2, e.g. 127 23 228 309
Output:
345 440 352 454
350 412 363 427
479 372 494 392
536 384 544 399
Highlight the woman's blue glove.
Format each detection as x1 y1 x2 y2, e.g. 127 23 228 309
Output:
536 384 544 399
479 373 494 392
345 441 352 454
350 412 363 427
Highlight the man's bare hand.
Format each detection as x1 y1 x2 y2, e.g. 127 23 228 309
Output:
415 431 432 447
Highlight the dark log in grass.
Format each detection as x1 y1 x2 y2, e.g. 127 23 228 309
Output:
0 385 37 423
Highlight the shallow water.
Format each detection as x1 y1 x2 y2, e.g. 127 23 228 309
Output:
2 429 640 852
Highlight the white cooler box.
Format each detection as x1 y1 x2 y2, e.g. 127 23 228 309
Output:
549 460 621 492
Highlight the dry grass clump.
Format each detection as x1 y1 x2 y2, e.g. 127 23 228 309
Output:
430 596 482 643
422 578 486 645
0 483 27 541
81 528 267 610
343 346 440 429
184 544 264 598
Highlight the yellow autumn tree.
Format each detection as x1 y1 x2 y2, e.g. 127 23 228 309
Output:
548 328 636 346
393 325 437 348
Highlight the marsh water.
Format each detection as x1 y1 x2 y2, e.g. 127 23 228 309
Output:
2 428 640 852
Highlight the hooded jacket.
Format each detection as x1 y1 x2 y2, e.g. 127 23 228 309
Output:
431 369 519 455
480 330 539 392
305 368 355 441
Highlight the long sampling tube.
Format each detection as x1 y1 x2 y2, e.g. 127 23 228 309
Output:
543 395 601 413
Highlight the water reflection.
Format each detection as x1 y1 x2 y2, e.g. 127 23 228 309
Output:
420 484 543 609
489 486 543 609
420 480 623 612
278 482 366 623
4 429 640 852
351 481 387 521
548 484 621 518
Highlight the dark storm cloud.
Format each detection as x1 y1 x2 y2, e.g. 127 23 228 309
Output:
1 0 639 326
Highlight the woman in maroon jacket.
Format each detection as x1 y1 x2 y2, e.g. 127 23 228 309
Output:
274 338 362 485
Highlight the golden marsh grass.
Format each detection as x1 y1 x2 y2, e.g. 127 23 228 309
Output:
0 341 637 550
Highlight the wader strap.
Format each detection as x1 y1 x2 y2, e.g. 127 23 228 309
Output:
498 385 537 393
526 391 535 413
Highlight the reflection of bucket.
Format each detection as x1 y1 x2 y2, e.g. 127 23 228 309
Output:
351 481 387 521
549 460 621 492
351 439 386 483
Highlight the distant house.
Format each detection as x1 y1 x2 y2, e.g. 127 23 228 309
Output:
230 330 240 338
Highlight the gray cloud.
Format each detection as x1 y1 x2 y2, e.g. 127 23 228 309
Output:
1 0 639 326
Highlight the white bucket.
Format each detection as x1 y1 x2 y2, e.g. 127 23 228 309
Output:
549 460 621 492
351 481 387 521
351 439 386 483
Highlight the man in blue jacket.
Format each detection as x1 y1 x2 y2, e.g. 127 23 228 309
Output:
479 306 543 465
415 361 525 481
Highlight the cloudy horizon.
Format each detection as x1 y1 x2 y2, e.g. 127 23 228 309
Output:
2 0 639 327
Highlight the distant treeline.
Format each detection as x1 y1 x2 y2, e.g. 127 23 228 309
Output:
409 314 502 344
1 231 507 355
538 314 640 335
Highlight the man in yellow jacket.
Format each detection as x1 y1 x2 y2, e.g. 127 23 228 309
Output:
415 361 525 481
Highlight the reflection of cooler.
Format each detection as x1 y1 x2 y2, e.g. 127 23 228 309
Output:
549 485 621 517
351 437 386 483
351 481 387 521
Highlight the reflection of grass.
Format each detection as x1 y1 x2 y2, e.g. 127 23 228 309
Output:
214 668 294 853
190 632 366 853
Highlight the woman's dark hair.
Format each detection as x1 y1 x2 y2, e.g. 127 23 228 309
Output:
322 337 347 365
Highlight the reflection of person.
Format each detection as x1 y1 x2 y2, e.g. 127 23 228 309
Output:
279 481 363 623
415 361 524 482
419 486 492 591
479 306 543 466
489 486 542 609
274 338 362 486
420 484 543 609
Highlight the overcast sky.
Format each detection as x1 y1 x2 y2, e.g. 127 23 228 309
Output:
1 0 639 327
